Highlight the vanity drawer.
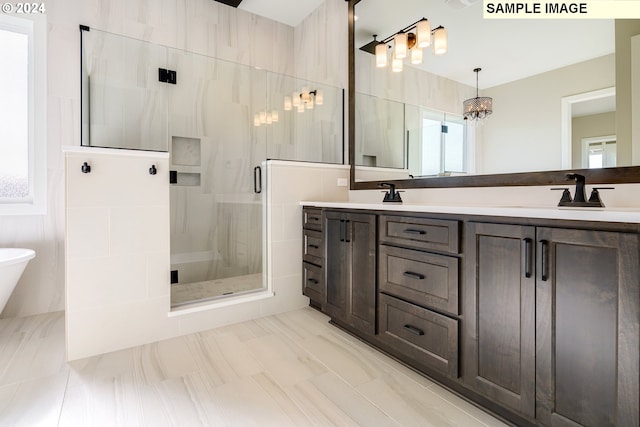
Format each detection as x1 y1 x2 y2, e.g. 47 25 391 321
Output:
379 245 459 315
303 208 323 231
303 229 323 266
378 293 459 378
379 215 460 254
303 262 323 304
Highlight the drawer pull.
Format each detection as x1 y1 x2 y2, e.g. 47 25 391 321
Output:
308 244 319 249
309 216 320 221
307 278 319 284
403 324 425 336
403 271 425 280
403 228 426 235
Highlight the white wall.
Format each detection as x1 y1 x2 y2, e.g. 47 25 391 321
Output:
481 54 615 174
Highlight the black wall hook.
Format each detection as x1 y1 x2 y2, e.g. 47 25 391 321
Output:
81 162 91 173
149 165 157 175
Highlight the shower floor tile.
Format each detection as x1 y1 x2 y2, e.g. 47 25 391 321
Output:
170 273 264 307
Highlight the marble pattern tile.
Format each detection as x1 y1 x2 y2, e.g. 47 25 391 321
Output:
0 307 509 426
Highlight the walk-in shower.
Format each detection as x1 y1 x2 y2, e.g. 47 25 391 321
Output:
80 28 343 307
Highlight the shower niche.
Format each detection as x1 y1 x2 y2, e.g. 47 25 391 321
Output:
80 27 344 308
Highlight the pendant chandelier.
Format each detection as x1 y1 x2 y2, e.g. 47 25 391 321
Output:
463 68 493 122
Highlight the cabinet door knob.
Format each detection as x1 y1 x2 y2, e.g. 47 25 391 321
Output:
81 162 91 173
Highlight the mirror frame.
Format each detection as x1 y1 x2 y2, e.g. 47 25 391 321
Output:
347 0 640 190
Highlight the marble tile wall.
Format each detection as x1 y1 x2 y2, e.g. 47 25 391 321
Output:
4 0 341 318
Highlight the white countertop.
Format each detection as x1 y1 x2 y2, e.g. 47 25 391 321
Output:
301 201 640 224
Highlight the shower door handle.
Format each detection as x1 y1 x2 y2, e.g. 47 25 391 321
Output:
254 166 262 194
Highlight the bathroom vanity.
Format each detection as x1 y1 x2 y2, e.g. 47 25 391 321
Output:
302 202 640 427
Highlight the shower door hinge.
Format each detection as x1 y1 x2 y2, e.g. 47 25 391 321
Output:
158 68 177 84
171 270 179 284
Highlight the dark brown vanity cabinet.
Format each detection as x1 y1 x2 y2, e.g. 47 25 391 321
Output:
465 222 640 427
378 215 461 379
302 208 324 307
464 222 537 418
324 210 377 336
303 206 639 427
535 227 639 427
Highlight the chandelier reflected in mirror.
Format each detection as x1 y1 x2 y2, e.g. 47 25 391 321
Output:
360 18 447 73
463 68 493 122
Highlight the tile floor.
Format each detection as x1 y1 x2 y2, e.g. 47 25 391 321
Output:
0 307 508 426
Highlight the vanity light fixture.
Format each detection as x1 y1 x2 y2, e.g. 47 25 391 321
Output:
362 18 447 72
463 68 493 122
253 110 279 127
284 89 323 114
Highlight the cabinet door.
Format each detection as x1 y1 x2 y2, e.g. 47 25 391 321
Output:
346 212 376 335
464 222 536 419
536 228 639 427
324 211 347 320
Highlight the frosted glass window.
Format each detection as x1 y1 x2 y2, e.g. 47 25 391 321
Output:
0 29 29 199
0 14 46 215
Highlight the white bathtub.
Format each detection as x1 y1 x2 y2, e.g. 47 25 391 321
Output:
0 248 35 312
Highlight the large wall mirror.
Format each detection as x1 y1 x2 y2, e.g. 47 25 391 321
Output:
348 0 640 189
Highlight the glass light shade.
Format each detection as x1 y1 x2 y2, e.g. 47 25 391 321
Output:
411 47 423 65
416 19 431 48
392 57 403 72
375 43 388 68
266 112 272 124
259 111 266 124
463 96 493 121
315 90 323 105
284 96 292 111
271 110 279 122
393 32 407 59
297 103 304 113
306 98 314 109
253 114 260 127
433 26 447 55
292 92 301 107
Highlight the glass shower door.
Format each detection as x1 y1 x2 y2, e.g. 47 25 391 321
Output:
167 49 267 307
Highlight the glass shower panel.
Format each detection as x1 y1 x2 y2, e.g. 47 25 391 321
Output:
166 48 267 307
81 29 168 151
264 75 344 164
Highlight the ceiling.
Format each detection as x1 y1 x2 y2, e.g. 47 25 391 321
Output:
237 0 326 27
236 0 615 90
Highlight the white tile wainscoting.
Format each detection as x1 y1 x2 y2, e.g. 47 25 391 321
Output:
65 148 349 361
0 307 507 426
